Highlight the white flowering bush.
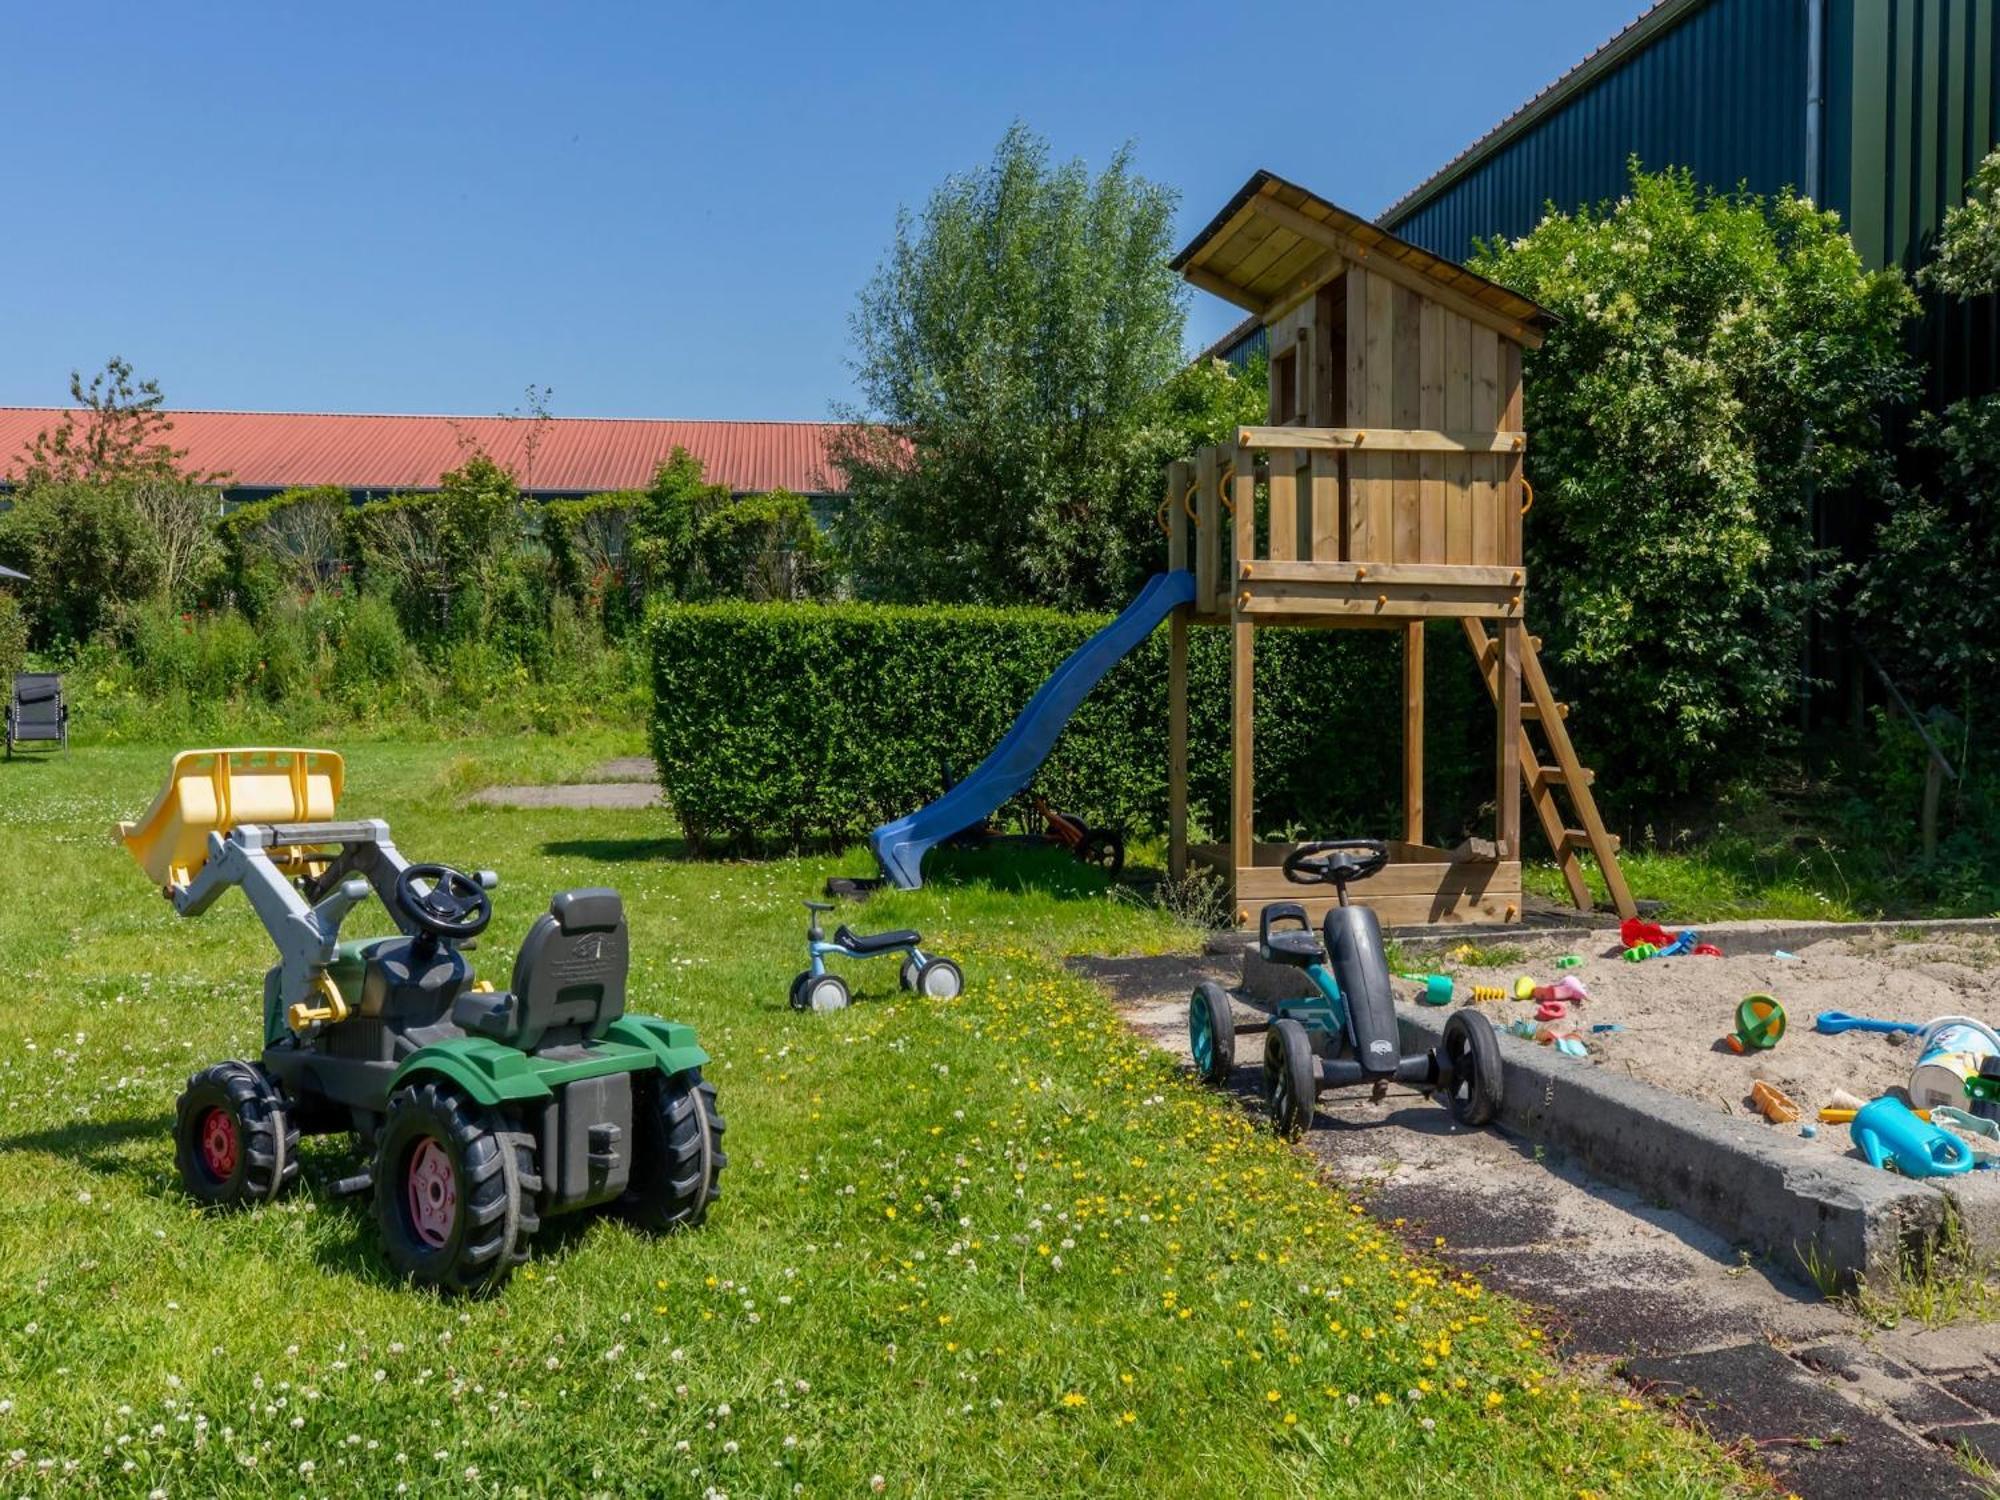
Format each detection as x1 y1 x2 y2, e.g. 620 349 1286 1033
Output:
1473 164 1917 800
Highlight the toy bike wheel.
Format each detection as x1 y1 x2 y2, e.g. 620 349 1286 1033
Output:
1441 1010 1503 1127
789 971 812 1010
898 957 919 992
374 1082 533 1296
621 1067 726 1232
916 957 963 999
1263 1019 1318 1138
803 974 850 1012
1189 981 1235 1084
174 1061 299 1207
1080 830 1125 879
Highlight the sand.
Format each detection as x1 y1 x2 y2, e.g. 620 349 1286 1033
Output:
1441 930 2000 1159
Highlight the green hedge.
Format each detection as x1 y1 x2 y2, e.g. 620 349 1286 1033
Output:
648 601 1494 853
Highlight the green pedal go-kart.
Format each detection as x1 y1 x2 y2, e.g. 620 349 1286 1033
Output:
118 749 724 1294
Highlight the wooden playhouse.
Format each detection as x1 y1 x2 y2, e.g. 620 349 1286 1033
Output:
1160 171 1634 929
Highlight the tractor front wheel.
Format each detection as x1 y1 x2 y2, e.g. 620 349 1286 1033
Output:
1263 1019 1319 1138
374 1083 536 1296
174 1061 299 1207
622 1068 726 1232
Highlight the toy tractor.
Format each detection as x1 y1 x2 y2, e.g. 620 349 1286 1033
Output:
118 749 724 1294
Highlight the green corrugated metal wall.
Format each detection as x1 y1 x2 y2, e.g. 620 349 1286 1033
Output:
1815 0 1994 405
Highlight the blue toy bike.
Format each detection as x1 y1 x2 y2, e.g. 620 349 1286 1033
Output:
790 901 964 1011
1188 839 1503 1136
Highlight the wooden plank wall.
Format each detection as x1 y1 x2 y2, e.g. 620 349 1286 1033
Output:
1330 267 1521 570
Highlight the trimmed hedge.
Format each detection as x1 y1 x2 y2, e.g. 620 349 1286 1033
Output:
649 601 1495 854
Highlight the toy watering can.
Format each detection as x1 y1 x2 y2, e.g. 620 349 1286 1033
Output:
1850 1097 1976 1178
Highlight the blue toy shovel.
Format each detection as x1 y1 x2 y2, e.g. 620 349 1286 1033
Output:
1813 1011 1924 1037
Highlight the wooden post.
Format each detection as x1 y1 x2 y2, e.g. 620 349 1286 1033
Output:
1231 443 1256 921
1402 621 1424 846
1922 754 1944 863
1166 460 1191 882
1496 619 1522 859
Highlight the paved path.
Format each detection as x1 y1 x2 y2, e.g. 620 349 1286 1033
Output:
469 758 661 810
1077 951 2000 1499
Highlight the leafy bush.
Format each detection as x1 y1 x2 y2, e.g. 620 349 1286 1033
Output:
648 601 1491 854
544 490 641 631
627 450 828 604
832 125 1263 610
0 590 26 679
346 456 523 642
1472 164 1917 802
217 486 350 617
0 481 164 647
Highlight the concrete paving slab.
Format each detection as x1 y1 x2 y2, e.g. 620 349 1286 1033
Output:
469 781 661 809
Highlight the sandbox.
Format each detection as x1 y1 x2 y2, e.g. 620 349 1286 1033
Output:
1441 931 2000 1163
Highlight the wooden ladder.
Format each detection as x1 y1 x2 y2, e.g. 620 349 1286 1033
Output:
1462 619 1636 920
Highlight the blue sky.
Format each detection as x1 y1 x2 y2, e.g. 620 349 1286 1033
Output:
0 2 1638 421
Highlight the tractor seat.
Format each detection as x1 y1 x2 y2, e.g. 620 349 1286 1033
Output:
1262 930 1325 968
835 924 917 955
452 887 628 1051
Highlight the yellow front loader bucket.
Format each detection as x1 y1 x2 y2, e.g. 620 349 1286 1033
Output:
117 748 345 889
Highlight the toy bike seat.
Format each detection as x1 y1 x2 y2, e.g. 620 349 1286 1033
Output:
1259 902 1324 969
835 924 919 955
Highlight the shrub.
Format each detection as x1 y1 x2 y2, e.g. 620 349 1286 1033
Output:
1472 164 1917 802
648 601 1491 854
333 594 410 697
0 481 163 647
544 490 642 631
0 591 26 679
217 486 349 616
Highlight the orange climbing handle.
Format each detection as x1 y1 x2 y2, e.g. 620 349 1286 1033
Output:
1520 476 1535 516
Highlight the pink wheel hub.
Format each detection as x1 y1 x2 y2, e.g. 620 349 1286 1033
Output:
198 1107 238 1179
406 1138 457 1249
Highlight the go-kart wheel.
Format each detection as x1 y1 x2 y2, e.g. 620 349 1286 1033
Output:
803 974 850 1012
899 957 919 992
1189 981 1236 1084
374 1082 533 1296
1079 830 1126 879
1263 1019 1319 1138
916 957 964 999
621 1067 726 1232
789 971 811 1010
1441 1010 1504 1127
174 1061 299 1206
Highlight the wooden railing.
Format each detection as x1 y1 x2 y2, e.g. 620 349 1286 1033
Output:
1162 425 1527 618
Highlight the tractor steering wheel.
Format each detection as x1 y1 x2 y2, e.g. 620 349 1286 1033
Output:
393 863 493 942
1281 839 1390 887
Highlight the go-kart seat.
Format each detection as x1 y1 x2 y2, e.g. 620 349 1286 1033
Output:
1259 901 1325 969
452 887 628 1051
835 923 918 956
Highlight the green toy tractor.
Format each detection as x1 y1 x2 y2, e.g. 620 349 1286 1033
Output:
119 749 724 1293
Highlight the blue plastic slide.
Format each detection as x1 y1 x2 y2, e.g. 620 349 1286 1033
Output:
869 569 1198 889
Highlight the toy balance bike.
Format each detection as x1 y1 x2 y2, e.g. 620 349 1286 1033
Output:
1188 839 1504 1136
118 749 724 1295
790 900 963 1011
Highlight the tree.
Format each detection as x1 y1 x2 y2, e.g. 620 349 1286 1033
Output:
9 357 212 488
130 479 223 606
347 455 523 640
1922 145 2000 298
831 125 1199 609
1472 164 1916 800
629 449 828 602
0 481 163 646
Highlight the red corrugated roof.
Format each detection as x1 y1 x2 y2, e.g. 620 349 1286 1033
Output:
0 408 851 495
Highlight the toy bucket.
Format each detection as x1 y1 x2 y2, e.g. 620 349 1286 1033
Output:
1910 1016 2000 1110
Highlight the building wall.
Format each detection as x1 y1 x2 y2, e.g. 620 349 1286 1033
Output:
1385 0 1811 263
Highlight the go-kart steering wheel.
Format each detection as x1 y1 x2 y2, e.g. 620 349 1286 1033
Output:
1281 839 1390 887
393 863 493 942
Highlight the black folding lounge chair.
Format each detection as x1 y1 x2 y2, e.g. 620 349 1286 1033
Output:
6 673 67 756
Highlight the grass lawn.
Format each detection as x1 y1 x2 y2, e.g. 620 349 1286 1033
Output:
0 731 1743 1496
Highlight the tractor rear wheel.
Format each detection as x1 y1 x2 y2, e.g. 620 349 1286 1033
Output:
174 1061 299 1207
1441 1010 1504 1127
622 1068 726 1232
1263 1019 1319 1138
374 1082 534 1296
1079 829 1126 879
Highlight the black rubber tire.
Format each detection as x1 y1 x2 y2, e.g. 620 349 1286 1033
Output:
373 1082 532 1296
1263 1018 1319 1138
174 1061 300 1207
1441 1009 1504 1127
915 957 964 999
1079 830 1126 880
803 974 850 1012
789 971 811 1010
1190 981 1236 1084
898 957 919 992
621 1067 726 1232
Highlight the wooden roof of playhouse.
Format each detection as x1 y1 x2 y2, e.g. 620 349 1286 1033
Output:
1170 170 1554 348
